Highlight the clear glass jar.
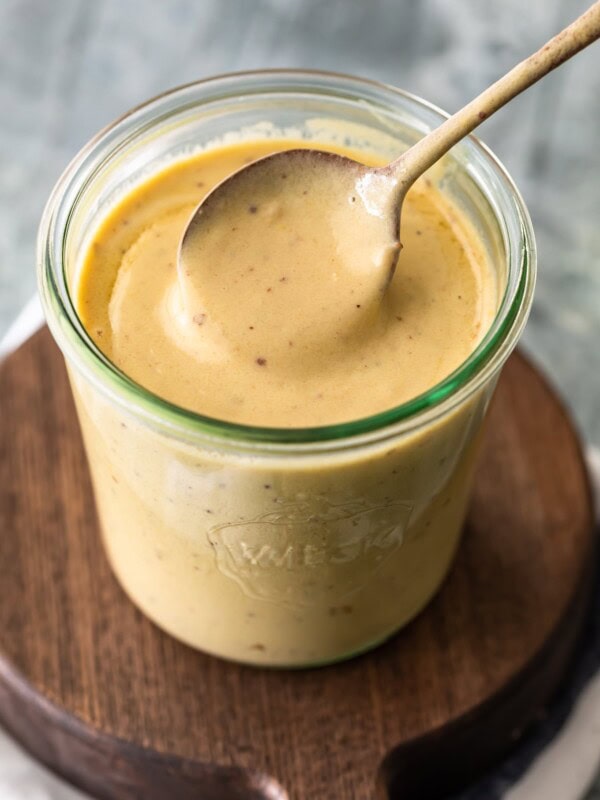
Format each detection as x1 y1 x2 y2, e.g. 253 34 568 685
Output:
38 70 535 667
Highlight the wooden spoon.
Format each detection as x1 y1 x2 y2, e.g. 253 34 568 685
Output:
180 2 600 316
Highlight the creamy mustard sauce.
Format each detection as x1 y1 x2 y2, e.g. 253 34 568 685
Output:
71 137 499 665
77 140 496 427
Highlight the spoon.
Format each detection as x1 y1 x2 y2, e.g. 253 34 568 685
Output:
179 2 600 344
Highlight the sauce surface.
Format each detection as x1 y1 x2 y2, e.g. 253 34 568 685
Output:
77 140 496 427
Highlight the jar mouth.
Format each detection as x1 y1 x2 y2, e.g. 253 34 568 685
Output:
38 69 536 451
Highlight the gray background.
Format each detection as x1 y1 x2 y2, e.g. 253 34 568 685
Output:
1 0 600 797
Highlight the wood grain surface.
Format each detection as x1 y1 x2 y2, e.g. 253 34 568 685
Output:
0 328 595 800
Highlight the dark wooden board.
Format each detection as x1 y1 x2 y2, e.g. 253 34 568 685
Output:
0 328 595 800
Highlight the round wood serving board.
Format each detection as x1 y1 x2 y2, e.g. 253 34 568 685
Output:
0 328 595 800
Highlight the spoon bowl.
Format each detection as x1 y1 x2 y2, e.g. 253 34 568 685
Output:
178 148 403 367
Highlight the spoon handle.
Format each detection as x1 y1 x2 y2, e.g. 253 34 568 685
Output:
391 0 600 188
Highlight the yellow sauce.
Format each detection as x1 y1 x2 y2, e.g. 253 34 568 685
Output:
71 138 499 665
77 140 495 427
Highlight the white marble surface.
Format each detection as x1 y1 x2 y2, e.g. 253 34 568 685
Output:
1 0 600 797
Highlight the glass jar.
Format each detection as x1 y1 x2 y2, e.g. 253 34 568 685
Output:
38 70 535 667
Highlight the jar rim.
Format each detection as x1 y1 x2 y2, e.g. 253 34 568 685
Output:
37 69 536 453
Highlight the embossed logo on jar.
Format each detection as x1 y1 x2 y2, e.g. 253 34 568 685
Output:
207 498 412 605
